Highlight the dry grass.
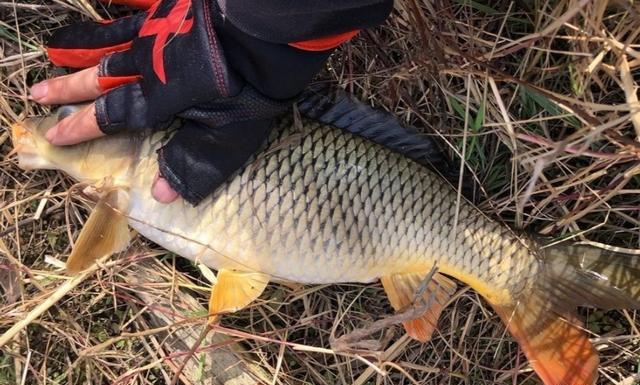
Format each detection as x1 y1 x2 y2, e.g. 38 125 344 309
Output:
1 0 640 384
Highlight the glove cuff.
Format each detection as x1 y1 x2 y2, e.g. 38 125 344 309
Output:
216 0 393 44
178 85 292 127
216 13 336 100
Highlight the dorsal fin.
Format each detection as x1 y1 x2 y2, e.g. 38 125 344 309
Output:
297 85 471 198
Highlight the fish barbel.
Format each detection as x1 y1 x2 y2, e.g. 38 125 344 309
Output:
10 90 640 385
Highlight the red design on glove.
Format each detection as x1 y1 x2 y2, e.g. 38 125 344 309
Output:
138 0 193 83
98 75 142 92
48 41 133 68
289 30 360 52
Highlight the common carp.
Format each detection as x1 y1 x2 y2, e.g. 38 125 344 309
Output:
10 89 640 385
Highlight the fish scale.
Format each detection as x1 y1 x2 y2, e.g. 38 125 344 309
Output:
123 117 537 296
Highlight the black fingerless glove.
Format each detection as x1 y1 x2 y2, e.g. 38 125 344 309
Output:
47 0 300 130
46 0 389 204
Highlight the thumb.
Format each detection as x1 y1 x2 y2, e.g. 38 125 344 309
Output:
152 172 180 204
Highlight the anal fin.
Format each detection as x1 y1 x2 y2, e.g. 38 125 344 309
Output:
381 271 456 342
209 269 270 316
66 189 130 273
491 296 599 385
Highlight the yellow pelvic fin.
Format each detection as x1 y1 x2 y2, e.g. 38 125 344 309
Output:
209 269 270 316
491 296 598 385
381 271 456 342
66 189 130 274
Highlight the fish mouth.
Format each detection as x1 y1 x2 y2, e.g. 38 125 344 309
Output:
9 118 49 170
10 105 84 155
9 122 32 156
56 105 82 121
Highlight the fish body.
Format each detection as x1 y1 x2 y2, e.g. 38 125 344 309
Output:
11 91 640 385
127 118 533 298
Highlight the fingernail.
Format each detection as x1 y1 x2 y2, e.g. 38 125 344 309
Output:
45 125 58 143
30 82 48 101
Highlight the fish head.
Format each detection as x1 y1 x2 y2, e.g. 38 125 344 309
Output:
10 106 142 185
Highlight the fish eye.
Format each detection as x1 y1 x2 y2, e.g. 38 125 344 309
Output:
56 105 82 121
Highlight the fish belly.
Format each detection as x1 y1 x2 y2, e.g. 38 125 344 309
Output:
127 187 427 284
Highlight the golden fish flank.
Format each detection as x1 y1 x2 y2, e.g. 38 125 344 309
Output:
11 98 640 385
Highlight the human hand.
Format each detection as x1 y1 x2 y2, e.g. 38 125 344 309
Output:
33 0 342 205
31 0 288 204
31 65 179 203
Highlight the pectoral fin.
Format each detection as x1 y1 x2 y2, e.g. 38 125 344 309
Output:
209 269 270 316
66 190 130 273
381 271 456 342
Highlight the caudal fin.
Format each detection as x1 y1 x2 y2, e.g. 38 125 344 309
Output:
491 296 599 385
543 243 640 308
490 242 640 385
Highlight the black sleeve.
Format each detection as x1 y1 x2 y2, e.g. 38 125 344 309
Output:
216 0 394 44
214 0 393 100
216 17 334 100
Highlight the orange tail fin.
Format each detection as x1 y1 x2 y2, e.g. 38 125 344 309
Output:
488 242 640 385
491 298 598 385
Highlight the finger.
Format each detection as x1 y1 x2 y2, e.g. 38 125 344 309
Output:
31 50 141 104
97 50 141 92
96 82 146 135
30 66 101 105
151 173 180 203
47 13 144 68
96 82 168 135
45 104 104 146
99 0 156 9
